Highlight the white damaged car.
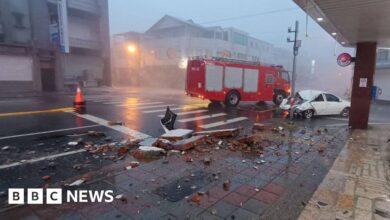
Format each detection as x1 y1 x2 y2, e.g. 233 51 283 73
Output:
279 90 350 119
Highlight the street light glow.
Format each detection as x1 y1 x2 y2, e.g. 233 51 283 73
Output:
127 44 137 53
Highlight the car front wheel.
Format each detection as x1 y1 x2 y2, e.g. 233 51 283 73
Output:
304 110 314 119
341 107 350 117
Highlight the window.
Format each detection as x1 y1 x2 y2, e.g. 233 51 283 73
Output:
215 32 222 40
13 12 25 28
325 94 340 102
281 71 290 82
313 94 324 102
265 74 274 84
223 32 229 41
233 32 248 46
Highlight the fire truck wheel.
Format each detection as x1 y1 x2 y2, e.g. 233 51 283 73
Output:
273 93 285 105
225 91 241 107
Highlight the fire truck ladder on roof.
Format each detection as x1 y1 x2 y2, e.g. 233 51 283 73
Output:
189 56 283 69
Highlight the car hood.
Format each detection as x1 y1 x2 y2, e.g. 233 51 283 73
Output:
297 90 323 101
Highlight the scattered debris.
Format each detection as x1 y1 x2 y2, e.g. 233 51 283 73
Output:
184 155 194 162
107 121 123 126
223 180 231 191
87 131 106 137
211 209 218 215
72 164 83 170
132 146 165 159
68 141 79 146
317 201 328 207
129 161 140 168
172 135 206 151
252 123 265 131
160 129 193 141
203 157 212 165
318 144 326 153
69 179 85 186
42 175 51 181
1 146 10 151
193 128 239 138
115 194 128 204
191 194 201 204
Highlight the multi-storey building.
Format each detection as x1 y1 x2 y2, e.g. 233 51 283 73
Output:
112 15 311 89
0 0 110 93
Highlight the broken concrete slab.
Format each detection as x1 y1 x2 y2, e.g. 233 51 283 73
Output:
160 129 193 141
172 135 206 151
132 146 166 160
193 128 239 138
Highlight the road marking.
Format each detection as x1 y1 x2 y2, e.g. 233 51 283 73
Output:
157 109 208 117
72 113 150 140
121 104 176 110
0 125 102 140
114 101 163 106
199 117 248 129
178 113 227 123
0 149 86 170
0 107 73 117
143 107 185 114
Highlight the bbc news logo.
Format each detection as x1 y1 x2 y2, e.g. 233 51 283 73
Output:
8 188 114 204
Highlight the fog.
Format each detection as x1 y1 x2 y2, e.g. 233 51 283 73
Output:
109 0 354 97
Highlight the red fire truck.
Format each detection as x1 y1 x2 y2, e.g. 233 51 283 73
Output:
185 57 291 106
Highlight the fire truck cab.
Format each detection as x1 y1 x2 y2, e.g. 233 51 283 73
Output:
186 57 290 106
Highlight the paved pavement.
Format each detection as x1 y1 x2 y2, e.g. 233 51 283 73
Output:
299 125 390 220
0 87 388 219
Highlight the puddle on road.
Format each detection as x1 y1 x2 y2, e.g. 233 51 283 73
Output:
154 170 213 202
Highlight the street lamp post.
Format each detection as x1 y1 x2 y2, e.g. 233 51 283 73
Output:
287 20 300 120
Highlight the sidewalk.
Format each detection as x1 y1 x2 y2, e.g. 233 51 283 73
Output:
0 122 350 220
299 125 390 220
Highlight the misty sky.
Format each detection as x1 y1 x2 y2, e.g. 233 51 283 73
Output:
108 0 354 94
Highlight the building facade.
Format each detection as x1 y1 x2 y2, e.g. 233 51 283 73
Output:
112 15 311 89
0 0 110 93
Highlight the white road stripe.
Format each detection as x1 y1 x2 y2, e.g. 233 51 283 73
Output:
72 113 150 140
0 149 86 170
178 113 227 123
114 102 163 106
199 117 248 129
143 107 185 114
0 125 102 140
120 104 176 110
157 109 208 117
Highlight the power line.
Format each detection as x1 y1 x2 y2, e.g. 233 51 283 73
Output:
199 7 299 25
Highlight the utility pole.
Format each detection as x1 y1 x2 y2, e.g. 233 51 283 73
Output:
287 20 301 120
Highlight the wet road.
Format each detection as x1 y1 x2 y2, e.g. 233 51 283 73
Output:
0 87 388 216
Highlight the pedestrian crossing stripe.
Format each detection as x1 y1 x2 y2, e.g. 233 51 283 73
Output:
104 101 160 105
177 113 227 123
199 117 248 129
121 104 177 110
157 109 208 117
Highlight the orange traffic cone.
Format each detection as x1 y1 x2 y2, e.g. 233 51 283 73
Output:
74 85 86 107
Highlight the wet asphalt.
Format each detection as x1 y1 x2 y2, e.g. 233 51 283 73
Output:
0 87 387 213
